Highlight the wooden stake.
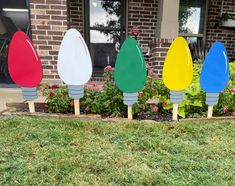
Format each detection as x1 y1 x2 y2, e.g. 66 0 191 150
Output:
128 106 133 120
207 106 213 118
173 103 178 121
74 99 80 116
28 101 35 113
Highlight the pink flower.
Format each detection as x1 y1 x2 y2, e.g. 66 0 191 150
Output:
231 88 235 93
104 65 113 71
49 91 54 97
220 90 224 94
138 92 142 97
70 101 74 107
146 63 150 69
103 73 107 77
92 81 97 86
223 106 228 113
93 85 103 91
153 73 158 79
151 106 158 113
51 84 59 89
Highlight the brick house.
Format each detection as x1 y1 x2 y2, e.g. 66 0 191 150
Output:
0 0 235 83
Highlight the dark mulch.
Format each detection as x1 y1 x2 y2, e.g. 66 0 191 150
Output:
134 111 172 122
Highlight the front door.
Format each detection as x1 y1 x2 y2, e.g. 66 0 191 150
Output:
85 0 126 75
0 0 31 84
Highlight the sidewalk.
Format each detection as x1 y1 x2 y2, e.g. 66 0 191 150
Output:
0 88 45 112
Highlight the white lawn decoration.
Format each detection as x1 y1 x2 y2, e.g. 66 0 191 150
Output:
58 28 92 116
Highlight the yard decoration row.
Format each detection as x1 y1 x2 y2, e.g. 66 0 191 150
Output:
57 29 92 116
8 31 43 113
7 29 230 120
163 37 230 120
114 37 147 119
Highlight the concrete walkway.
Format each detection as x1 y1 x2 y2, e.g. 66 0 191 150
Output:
0 88 45 112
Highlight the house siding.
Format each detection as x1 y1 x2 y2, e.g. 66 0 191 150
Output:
127 0 158 53
29 0 68 80
206 0 235 61
29 0 235 81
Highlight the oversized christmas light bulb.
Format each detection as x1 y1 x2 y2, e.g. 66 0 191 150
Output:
200 42 230 118
8 31 43 113
163 37 193 121
58 28 92 115
114 37 147 119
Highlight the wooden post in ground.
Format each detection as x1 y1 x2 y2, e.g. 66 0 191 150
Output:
74 100 80 116
128 106 133 120
173 103 178 121
28 101 35 113
207 106 213 118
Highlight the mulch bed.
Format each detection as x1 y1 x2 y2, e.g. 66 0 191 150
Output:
134 111 172 122
1 102 235 122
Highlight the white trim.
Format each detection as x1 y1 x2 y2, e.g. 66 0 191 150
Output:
2 8 28 12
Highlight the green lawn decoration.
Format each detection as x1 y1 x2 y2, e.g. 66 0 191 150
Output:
114 37 147 119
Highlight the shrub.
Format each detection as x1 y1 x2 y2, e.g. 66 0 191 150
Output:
44 85 73 113
44 63 234 118
81 66 125 117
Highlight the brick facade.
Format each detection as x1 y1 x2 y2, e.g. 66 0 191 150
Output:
149 0 235 77
29 0 68 80
68 0 84 35
29 0 235 82
206 0 235 61
149 38 173 76
127 0 158 54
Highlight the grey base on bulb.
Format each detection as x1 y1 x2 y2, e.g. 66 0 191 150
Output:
22 87 37 101
170 91 184 104
123 93 138 106
206 93 219 106
68 85 84 100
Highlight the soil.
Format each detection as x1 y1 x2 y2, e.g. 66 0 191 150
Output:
134 111 172 122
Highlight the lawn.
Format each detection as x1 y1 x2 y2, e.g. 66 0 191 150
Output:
0 117 234 185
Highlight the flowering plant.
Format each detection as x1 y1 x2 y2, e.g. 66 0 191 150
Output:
44 84 73 113
44 62 235 118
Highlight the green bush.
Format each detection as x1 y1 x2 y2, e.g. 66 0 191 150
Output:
44 63 234 118
44 84 73 113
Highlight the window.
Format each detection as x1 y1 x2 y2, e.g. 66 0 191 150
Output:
178 0 208 44
84 0 126 75
0 0 31 84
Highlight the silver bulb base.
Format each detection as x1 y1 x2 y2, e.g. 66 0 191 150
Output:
68 85 84 100
170 90 184 104
123 92 138 106
22 87 37 101
206 93 219 106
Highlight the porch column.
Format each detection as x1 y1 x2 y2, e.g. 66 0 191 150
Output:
156 0 180 39
149 0 180 76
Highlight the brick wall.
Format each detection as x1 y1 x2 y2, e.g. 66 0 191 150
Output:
149 38 173 76
206 0 235 61
29 0 68 80
127 0 158 54
68 0 84 35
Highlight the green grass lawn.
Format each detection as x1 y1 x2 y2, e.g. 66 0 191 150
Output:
0 117 234 185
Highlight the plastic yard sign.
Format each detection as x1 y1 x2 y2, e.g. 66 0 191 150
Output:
114 37 146 93
200 42 229 93
8 31 42 87
58 28 92 85
163 37 193 91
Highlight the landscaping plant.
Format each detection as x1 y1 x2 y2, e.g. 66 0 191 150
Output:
44 62 235 118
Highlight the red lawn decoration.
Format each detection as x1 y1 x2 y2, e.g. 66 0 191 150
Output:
8 31 42 87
